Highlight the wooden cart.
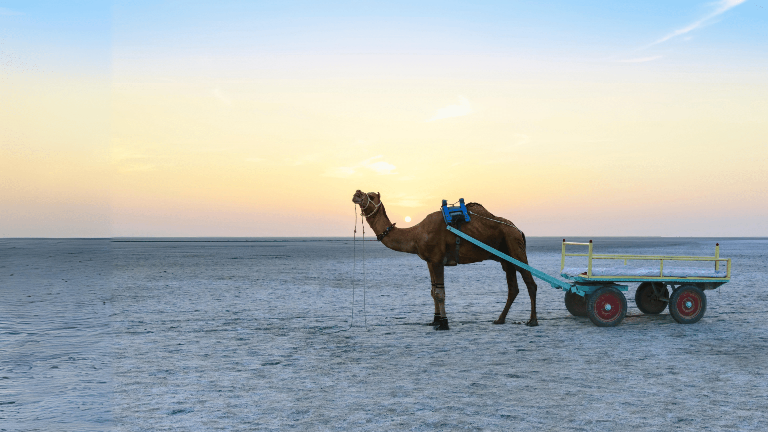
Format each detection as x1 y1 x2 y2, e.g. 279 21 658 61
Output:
558 240 730 326
446 221 730 326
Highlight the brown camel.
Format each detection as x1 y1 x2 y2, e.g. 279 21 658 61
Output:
351 190 538 330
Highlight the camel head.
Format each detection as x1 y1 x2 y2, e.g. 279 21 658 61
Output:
352 190 382 216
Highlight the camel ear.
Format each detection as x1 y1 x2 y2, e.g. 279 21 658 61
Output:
376 192 380 198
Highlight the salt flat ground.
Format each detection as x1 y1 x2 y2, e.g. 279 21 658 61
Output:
1 237 767 431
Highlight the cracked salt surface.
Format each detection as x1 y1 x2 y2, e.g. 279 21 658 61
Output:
1 237 767 430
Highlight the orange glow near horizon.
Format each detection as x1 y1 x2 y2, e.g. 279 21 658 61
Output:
106 76 767 237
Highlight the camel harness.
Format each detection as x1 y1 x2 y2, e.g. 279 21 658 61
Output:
376 223 396 241
359 193 382 218
439 198 523 266
440 199 472 266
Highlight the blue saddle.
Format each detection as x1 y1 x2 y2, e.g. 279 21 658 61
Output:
441 199 471 226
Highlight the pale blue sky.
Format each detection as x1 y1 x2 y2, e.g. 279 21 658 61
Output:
108 1 765 58
2 1 765 80
1 1 109 75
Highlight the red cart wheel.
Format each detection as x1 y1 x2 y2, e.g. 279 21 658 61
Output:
635 282 669 315
587 286 627 327
669 285 707 324
564 291 587 317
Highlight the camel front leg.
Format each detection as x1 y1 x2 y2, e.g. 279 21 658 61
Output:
428 262 449 330
430 284 440 325
427 263 440 325
519 269 538 326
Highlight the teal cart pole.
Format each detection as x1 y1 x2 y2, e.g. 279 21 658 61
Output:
446 225 571 291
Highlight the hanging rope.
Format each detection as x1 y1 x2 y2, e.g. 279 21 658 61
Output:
362 211 368 330
326 203 368 333
351 204 357 328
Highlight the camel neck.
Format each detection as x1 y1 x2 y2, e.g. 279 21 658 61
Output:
364 205 418 255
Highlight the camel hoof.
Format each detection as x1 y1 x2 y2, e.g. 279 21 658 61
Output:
493 318 505 325
434 318 450 330
429 314 441 326
526 319 539 327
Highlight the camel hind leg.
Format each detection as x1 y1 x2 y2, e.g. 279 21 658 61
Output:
427 262 441 326
502 230 539 326
519 268 538 326
494 262 520 324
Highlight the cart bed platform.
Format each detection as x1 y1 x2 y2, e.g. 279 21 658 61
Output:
561 267 728 279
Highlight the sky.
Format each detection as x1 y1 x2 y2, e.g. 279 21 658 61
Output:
1 0 766 237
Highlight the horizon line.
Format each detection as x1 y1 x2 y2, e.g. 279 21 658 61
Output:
3 236 767 241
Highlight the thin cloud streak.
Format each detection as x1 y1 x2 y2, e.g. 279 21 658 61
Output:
619 55 663 63
211 88 231 105
426 96 473 122
323 155 397 178
648 0 747 47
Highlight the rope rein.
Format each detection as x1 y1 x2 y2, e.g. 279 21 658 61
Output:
362 213 367 330
346 205 358 332
325 203 368 334
351 205 357 328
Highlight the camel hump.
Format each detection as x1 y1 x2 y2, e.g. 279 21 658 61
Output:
466 202 523 237
465 202 485 211
466 202 512 223
465 202 495 218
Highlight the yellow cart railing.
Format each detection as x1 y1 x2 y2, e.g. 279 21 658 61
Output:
560 240 731 280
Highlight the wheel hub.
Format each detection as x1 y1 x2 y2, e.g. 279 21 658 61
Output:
595 293 621 320
676 291 701 317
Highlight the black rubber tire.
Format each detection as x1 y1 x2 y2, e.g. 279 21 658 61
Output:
669 285 707 324
635 282 669 314
587 285 627 327
564 291 587 317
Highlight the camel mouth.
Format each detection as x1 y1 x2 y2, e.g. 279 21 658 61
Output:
352 190 365 205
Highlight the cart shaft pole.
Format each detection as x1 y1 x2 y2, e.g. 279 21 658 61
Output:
447 226 570 290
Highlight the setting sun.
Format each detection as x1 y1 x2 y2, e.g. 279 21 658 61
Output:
405 216 411 223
